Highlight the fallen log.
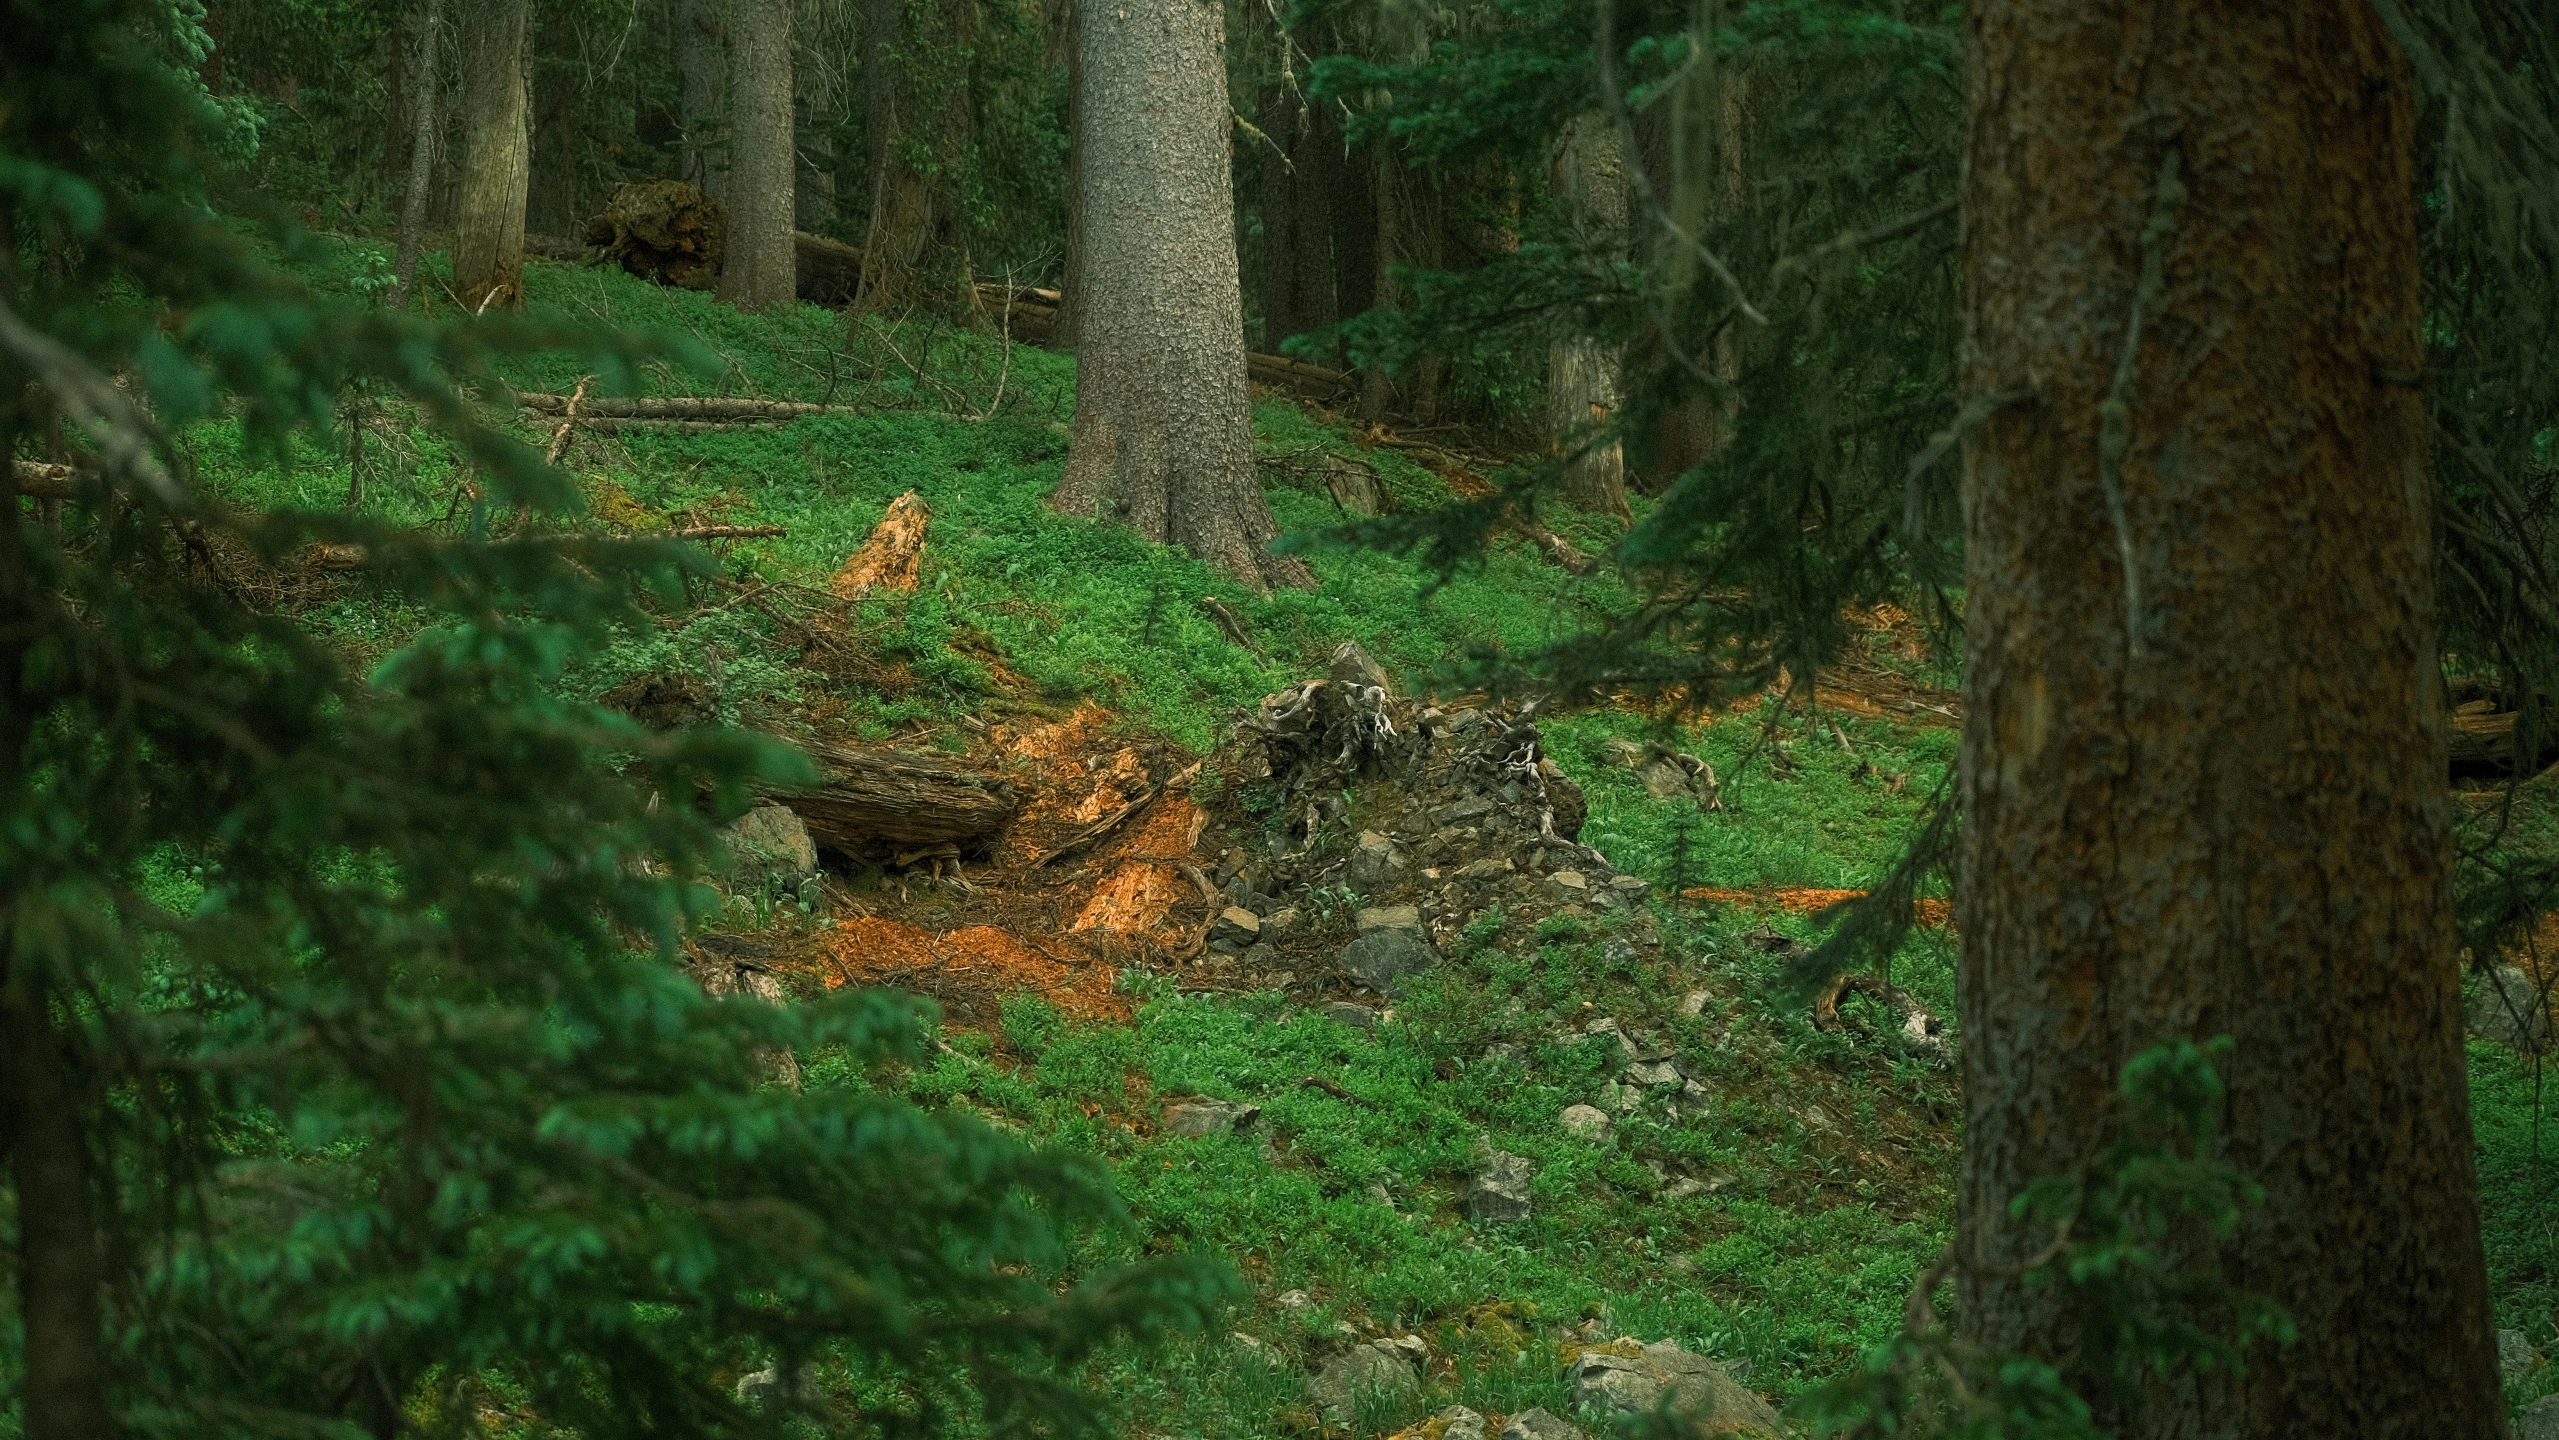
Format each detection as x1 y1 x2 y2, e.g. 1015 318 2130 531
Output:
795 231 866 304
771 741 1019 852
516 393 853 422
831 490 931 599
11 460 74 499
668 524 787 541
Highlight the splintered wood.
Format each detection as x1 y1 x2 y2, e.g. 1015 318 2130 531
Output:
831 490 932 600
1068 795 1200 934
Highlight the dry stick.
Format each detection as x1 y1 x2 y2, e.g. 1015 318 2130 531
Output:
544 374 594 465
1200 595 1263 657
668 524 788 540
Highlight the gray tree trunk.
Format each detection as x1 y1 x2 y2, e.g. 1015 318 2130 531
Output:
677 0 727 202
388 0 445 311
1051 0 1307 591
1956 1 2501 1434
452 0 531 311
718 0 796 311
1546 112 1628 517
793 36 837 231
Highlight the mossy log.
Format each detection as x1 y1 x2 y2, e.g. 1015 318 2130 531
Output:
770 742 1018 853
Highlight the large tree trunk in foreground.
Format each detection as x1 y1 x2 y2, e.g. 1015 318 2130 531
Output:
1955 2 2500 1434
1545 113 1628 518
718 0 797 311
452 0 532 310
676 0 727 201
388 0 446 311
1052 0 1308 592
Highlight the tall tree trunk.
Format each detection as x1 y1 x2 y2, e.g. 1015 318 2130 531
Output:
388 0 446 312
1955 3 2500 1434
677 0 727 202
854 0 973 315
526 8 580 238
1545 113 1628 517
1255 90 1338 355
1056 0 1084 347
794 37 838 231
1052 0 1308 592
4 953 115 1440
452 0 532 311
719 0 796 311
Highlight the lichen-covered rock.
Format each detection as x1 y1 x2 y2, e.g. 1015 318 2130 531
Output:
1560 1103 1614 1140
1568 1341 1781 1437
723 803 818 891
2470 966 2552 1053
1304 1339 1421 1421
1497 1408 1586 1440
1467 1148 1535 1225
1162 1097 1261 1137
1339 928 1438 993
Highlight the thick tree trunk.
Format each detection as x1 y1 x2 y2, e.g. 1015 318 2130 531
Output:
676 0 727 202
388 0 446 312
452 0 532 311
1955 3 2500 1435
719 0 796 311
1056 0 1084 348
4 954 116 1440
1546 113 1628 518
1052 0 1308 592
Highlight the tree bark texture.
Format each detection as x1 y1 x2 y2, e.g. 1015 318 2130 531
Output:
452 0 532 311
1055 0 1084 348
526 7 581 238
388 0 446 311
1052 0 1308 591
677 0 728 202
774 743 1020 852
718 0 797 311
853 0 974 315
1545 113 1629 517
793 37 838 230
1955 3 2500 1435
4 952 117 1440
1254 90 1339 355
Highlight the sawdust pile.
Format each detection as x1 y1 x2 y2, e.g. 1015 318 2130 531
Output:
815 916 1130 1023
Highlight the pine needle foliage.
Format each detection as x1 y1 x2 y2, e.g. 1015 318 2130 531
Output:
0 3 1228 1437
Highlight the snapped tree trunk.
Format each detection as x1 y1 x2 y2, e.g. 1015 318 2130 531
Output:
1052 0 1308 592
452 0 532 311
676 0 727 201
1955 2 2500 1434
388 0 446 311
718 0 797 311
1545 112 1628 518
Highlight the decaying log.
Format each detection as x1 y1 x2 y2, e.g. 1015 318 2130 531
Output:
586 180 725 290
11 460 74 499
517 393 854 422
770 740 1019 852
830 490 931 599
1247 352 1355 399
795 231 866 305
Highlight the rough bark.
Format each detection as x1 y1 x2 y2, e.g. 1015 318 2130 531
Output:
1055 0 1084 348
1052 0 1307 591
388 0 446 312
1545 113 1628 518
793 36 838 231
4 951 116 1440
676 0 727 202
718 0 796 311
1954 3 2500 1435
773 743 1020 851
452 0 532 311
1255 90 1339 355
526 11 581 238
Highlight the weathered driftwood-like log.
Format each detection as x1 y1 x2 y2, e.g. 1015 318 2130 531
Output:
830 490 931 599
11 460 74 499
770 741 1018 852
517 392 852 422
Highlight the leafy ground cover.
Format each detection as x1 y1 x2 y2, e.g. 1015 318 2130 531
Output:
209 242 2558 1435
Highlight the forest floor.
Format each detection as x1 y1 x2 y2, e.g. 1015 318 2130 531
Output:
233 243 2559 1436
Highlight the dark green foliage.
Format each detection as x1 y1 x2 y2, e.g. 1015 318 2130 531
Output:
0 2 1226 1434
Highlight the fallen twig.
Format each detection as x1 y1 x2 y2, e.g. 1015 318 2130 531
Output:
544 374 593 465
1031 782 1161 869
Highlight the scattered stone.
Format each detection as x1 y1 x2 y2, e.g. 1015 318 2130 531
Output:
1609 874 1650 899
1210 906 1263 946
1304 1340 1422 1422
1638 759 1693 799
1542 870 1589 904
1626 1059 1683 1088
1674 1079 1714 1120
1338 927 1440 993
735 1361 820 1408
1598 1080 1636 1114
1263 905 1301 935
1433 1406 1490 1440
1598 738 1647 768
1241 942 1277 968
1231 1331 1284 1364
1600 937 1639 964
1456 856 1515 882
1560 1103 1614 1140
1569 1341 1781 1437
1358 903 1424 933
1662 1175 1708 1201
2521 1395 2559 1440
1323 1001 1382 1031
1584 1018 1640 1061
722 804 819 891
1680 990 1711 1017
2471 966 2553 1053
1467 1147 1535 1225
1497 1408 1587 1440
1349 830 1405 891
1329 641 1394 697
1276 1288 1314 1310
1479 1042 1519 1064
1436 796 1495 824
1162 1097 1262 1137
2501 1327 2540 1383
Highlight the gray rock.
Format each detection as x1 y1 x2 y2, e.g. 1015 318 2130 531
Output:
1638 758 1693 799
1162 1097 1262 1137
1568 1341 1781 1437
1560 1103 1614 1140
1348 830 1405 891
1434 1405 1490 1440
1497 1408 1587 1440
1598 737 1648 768
1680 990 1711 1016
1456 856 1515 882
1542 869 1589 904
2521 1395 2559 1440
1321 1001 1381 1031
1276 1288 1314 1310
1329 641 1394 697
1468 1148 1535 1225
1230 1331 1284 1365
1357 903 1424 932
1583 1017 1640 1061
723 804 818 890
735 1361 821 1408
1210 906 1262 946
1437 795 1495 824
2471 966 2553 1053
1627 1059 1683 1088
1262 905 1300 935
1609 874 1651 899
1338 927 1439 993
1304 1340 1421 1421
1598 1079 1637 1114
2501 1326 2540 1382
1240 942 1277 969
